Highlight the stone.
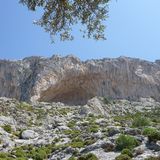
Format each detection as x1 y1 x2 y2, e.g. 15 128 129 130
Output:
133 144 146 156
146 142 160 151
101 140 115 152
57 125 70 131
124 128 141 136
0 116 16 126
21 130 39 140
107 126 121 137
91 149 120 160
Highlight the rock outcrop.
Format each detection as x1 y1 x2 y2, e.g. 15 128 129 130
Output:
0 55 160 104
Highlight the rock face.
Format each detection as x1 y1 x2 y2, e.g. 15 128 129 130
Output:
0 55 160 105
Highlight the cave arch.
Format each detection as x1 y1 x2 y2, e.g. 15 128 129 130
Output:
39 73 103 105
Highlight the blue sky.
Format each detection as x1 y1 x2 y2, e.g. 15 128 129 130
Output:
0 0 160 61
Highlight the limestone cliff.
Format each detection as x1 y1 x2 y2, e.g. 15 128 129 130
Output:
0 55 160 104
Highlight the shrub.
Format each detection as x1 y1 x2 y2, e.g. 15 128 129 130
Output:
64 130 81 138
67 120 76 128
33 149 47 160
77 153 98 160
13 147 27 158
143 127 157 136
0 152 8 158
70 138 84 148
142 127 160 142
2 125 12 133
115 154 131 160
121 149 133 157
68 156 77 160
88 124 99 133
29 147 48 160
84 138 96 146
147 130 160 143
116 134 139 151
132 116 150 128
85 153 98 160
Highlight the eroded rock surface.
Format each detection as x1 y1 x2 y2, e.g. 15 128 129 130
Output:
0 55 160 104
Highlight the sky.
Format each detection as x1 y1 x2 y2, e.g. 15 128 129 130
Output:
0 0 160 61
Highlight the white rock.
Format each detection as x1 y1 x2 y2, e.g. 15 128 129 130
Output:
21 130 39 139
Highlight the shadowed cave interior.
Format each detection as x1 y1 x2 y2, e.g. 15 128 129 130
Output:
39 74 104 105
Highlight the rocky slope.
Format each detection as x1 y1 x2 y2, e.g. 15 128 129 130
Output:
0 55 160 105
0 97 159 160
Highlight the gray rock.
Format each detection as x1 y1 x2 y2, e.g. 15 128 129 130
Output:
57 126 70 131
0 116 16 126
124 128 141 136
21 130 39 139
146 142 160 151
101 140 115 152
107 126 121 137
133 144 146 156
91 149 120 160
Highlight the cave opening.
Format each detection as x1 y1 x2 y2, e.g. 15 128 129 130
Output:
38 74 102 105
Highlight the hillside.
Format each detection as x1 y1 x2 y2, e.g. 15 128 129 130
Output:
0 97 159 159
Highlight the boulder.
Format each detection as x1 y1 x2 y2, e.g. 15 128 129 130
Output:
21 130 38 139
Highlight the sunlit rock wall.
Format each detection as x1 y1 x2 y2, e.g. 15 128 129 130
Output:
0 55 160 105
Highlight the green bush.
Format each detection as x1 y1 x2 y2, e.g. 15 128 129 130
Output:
88 124 99 133
16 158 27 160
143 127 157 136
116 134 139 151
147 130 160 143
115 154 131 160
63 130 81 138
70 138 84 148
121 149 133 157
132 116 150 128
0 153 8 158
13 147 26 158
11 144 53 160
77 153 98 160
2 125 12 133
85 153 98 160
28 147 48 160
68 156 77 160
142 127 160 142
67 120 76 128
84 138 96 146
